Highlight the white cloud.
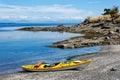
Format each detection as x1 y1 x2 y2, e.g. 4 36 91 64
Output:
0 4 94 22
0 15 28 19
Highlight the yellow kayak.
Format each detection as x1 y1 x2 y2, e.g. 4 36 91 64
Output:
21 59 92 71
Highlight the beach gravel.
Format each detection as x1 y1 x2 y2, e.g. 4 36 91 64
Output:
0 45 120 80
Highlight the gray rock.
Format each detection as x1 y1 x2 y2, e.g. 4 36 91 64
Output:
110 68 117 71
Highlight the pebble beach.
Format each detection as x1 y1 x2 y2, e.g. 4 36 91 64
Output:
1 45 120 80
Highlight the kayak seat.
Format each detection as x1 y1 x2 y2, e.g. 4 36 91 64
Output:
34 62 43 68
51 62 61 66
44 64 51 68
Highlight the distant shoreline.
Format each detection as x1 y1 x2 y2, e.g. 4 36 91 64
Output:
0 23 78 28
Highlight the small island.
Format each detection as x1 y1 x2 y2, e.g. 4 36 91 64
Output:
18 6 120 49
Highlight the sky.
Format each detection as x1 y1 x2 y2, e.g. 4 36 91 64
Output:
0 0 120 23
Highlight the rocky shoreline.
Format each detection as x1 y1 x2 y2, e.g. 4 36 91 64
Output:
18 21 120 49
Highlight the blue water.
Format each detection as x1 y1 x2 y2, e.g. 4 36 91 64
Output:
0 23 78 28
0 23 101 74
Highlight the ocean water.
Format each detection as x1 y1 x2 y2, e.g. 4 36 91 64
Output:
0 23 78 28
0 23 101 74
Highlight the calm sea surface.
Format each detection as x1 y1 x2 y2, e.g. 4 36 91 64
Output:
0 23 101 74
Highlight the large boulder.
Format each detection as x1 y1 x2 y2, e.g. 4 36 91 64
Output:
57 44 75 49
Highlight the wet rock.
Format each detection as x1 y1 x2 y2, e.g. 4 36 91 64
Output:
110 68 117 71
116 28 120 33
91 22 104 27
57 24 64 27
109 31 115 34
105 36 110 40
56 44 74 49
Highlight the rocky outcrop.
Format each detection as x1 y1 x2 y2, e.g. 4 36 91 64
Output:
18 19 120 49
18 24 71 32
